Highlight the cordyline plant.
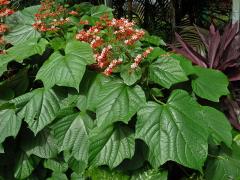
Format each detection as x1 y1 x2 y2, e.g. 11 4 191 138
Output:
171 23 240 80
0 0 239 179
171 23 240 130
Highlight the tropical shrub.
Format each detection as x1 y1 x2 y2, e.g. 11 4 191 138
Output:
0 1 239 179
171 23 240 131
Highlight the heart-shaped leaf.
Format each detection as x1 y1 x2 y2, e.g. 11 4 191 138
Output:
0 109 21 143
149 57 188 88
89 125 135 168
136 90 209 170
5 6 41 45
192 66 229 102
94 76 146 127
11 88 61 135
37 41 94 90
52 112 93 163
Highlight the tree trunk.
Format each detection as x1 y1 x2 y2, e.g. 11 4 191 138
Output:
232 0 240 26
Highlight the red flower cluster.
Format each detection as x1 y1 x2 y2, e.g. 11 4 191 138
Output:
108 18 145 45
75 15 149 76
0 0 10 6
33 0 70 32
0 0 14 50
0 7 13 17
0 23 7 33
69 10 78 16
104 58 123 76
131 47 154 69
76 23 104 48
95 45 112 68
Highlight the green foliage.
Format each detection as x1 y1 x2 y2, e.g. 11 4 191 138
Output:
0 2 237 180
36 41 94 90
0 109 21 143
191 67 229 102
148 56 188 88
5 5 41 45
136 90 209 171
89 124 135 168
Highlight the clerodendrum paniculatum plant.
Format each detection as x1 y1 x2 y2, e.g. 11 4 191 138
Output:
0 0 239 179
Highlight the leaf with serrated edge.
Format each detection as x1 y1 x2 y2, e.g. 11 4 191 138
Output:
131 169 168 180
6 38 48 62
53 113 93 164
22 129 58 158
5 6 41 45
120 67 142 86
90 5 113 18
36 41 94 90
149 57 188 88
205 154 240 180
14 153 34 180
11 88 61 135
89 125 135 169
136 90 208 170
86 167 129 180
95 76 146 127
44 159 68 173
0 109 21 143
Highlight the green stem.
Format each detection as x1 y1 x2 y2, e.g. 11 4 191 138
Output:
152 94 165 105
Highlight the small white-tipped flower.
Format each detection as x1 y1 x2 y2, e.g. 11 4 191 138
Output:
131 63 138 69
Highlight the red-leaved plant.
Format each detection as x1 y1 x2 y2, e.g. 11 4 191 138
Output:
171 23 240 130
171 23 240 81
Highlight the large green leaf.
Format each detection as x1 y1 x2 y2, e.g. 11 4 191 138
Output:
94 76 146 127
205 154 240 180
0 39 48 76
131 169 168 180
148 57 188 88
44 159 68 173
14 153 35 179
5 6 41 45
6 38 48 62
0 109 21 143
142 35 166 46
0 144 3 153
47 172 68 180
22 129 58 159
78 72 108 112
192 67 229 102
36 41 94 90
52 113 93 163
85 168 129 180
11 88 61 135
136 90 209 170
146 47 166 62
89 125 135 168
90 5 113 18
171 53 195 75
201 106 232 147
120 67 142 86
71 172 84 180
64 151 87 175
0 68 29 96
0 55 13 77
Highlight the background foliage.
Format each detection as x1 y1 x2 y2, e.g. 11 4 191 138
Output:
0 0 239 180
